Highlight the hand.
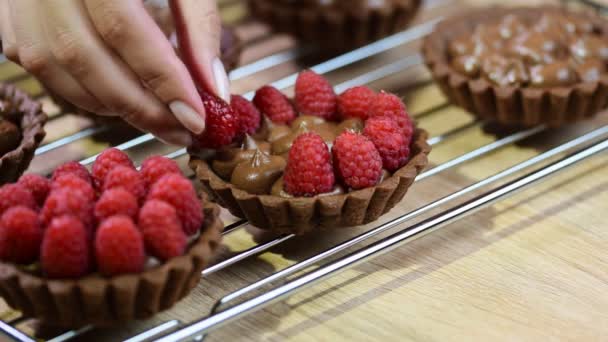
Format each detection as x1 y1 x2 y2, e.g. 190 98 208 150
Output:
0 0 230 146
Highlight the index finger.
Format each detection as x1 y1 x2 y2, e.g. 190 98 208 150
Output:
84 0 207 134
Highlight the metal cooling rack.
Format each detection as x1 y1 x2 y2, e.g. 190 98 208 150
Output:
1 0 608 341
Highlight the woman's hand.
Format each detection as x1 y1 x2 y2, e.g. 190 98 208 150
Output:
0 0 230 146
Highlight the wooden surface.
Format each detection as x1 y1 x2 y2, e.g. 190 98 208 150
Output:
1 0 608 341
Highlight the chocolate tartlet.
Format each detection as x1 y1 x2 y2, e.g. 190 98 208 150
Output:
248 0 422 51
0 84 46 185
190 116 430 235
0 198 222 327
423 6 608 127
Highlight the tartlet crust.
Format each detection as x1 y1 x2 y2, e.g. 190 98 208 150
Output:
248 0 422 51
0 198 223 327
190 128 430 235
0 84 47 185
422 6 608 127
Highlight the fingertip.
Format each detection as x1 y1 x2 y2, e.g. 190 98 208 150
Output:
212 57 231 104
169 100 206 134
157 129 193 146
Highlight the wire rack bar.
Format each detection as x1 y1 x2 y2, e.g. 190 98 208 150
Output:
35 126 107 156
242 18 441 100
0 321 34 342
157 135 608 342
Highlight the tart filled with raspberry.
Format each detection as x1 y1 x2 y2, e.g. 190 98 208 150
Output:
189 71 430 234
423 6 608 127
248 0 422 51
0 151 222 327
0 84 47 185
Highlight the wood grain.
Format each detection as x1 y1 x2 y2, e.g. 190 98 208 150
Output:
1 0 608 341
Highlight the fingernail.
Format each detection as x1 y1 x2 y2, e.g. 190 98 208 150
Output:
169 100 205 134
212 57 231 104
158 130 192 146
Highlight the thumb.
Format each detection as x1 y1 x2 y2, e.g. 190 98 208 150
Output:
170 0 230 103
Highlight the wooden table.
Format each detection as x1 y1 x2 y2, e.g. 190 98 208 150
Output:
1 0 607 341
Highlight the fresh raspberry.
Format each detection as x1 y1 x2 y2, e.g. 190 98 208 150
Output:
337 86 375 120
147 174 203 236
95 188 139 222
0 184 37 217
41 215 90 278
253 85 296 124
0 207 42 264
332 132 383 190
18 174 51 206
95 216 145 276
102 166 146 203
52 174 96 202
52 161 92 185
283 132 335 196
232 94 261 139
192 91 238 149
368 91 413 136
140 155 181 188
41 188 95 235
295 70 337 120
91 148 135 190
363 116 411 172
139 200 187 261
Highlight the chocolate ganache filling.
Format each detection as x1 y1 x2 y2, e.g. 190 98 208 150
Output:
210 115 380 196
449 12 608 87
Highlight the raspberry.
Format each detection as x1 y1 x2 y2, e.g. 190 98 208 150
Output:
52 161 92 184
192 91 238 149
0 184 37 217
337 86 375 120
363 116 411 171
91 148 135 190
368 91 413 136
52 174 96 202
283 132 335 196
41 215 90 279
95 216 145 276
18 174 51 206
41 188 95 235
295 70 337 120
102 166 146 203
140 155 181 188
332 132 383 190
147 174 203 236
139 200 187 261
232 94 261 139
0 207 42 264
253 85 296 124
95 188 139 222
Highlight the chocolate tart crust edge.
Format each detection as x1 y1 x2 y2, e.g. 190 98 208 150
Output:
422 6 608 127
0 197 223 327
189 128 431 235
0 84 47 184
248 0 422 51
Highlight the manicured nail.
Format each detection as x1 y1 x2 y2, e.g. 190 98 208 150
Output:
158 130 192 146
169 100 205 134
212 57 231 104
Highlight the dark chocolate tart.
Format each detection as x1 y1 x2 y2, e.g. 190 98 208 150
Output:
0 84 46 185
190 128 430 235
422 6 608 127
248 0 422 51
0 199 223 327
